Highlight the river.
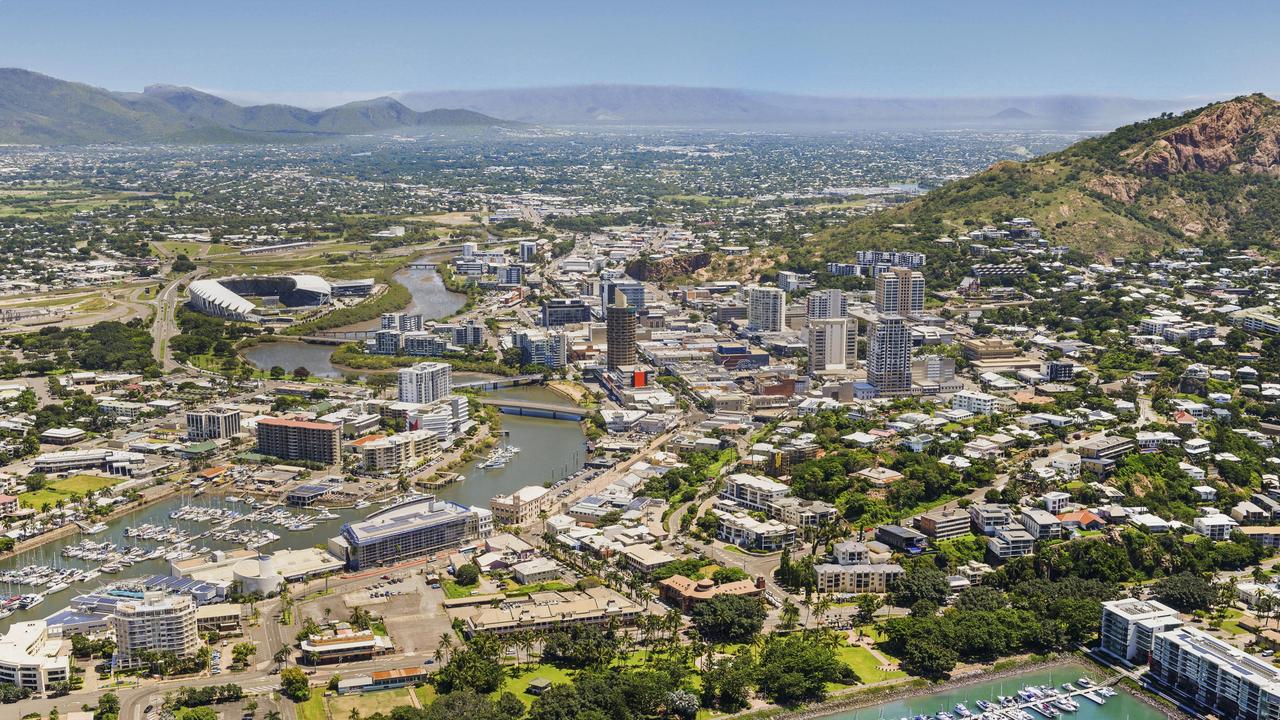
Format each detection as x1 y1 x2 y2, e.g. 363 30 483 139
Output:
821 665 1164 720
0 382 586 629
242 263 467 378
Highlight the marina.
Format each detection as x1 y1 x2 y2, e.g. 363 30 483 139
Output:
0 384 588 629
823 667 1164 720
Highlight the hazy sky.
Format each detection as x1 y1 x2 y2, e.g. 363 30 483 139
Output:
1 0 1276 105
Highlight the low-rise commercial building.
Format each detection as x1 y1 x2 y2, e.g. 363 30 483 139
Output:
0 621 70 693
329 497 492 570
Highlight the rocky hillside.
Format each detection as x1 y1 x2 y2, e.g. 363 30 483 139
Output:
0 68 518 144
814 93 1280 258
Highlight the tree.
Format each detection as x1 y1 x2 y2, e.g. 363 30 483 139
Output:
899 637 958 680
96 691 121 720
455 563 480 586
700 651 756 712
184 710 217 720
691 594 766 644
893 565 950 608
1153 572 1216 612
854 594 882 628
279 665 310 701
665 689 700 720
712 566 750 584
756 632 852 705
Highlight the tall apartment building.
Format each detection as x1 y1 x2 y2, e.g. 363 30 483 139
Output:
605 294 638 370
747 286 786 333
867 315 912 396
541 298 592 327
381 312 423 332
110 592 200 669
513 328 568 369
519 240 538 262
1149 625 1280 720
1099 598 1181 664
397 361 452 404
186 406 241 442
806 289 847 319
256 417 342 464
600 280 646 309
874 267 925 316
808 317 849 372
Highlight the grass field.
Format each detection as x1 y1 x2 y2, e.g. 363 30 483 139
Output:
327 687 418 718
441 579 478 599
20 474 122 509
501 663 575 707
834 642 905 685
295 691 328 720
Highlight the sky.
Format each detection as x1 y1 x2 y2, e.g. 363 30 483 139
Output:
0 0 1277 107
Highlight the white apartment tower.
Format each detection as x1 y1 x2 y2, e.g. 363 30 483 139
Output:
867 315 911 395
110 592 200 669
806 289 847 319
398 361 453 404
747 286 786 333
808 317 849 372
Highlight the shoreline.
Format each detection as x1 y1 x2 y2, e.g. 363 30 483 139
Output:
2 480 183 559
753 656 1172 720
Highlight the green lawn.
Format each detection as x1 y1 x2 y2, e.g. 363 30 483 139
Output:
327 688 417 718
414 684 437 707
441 579 478 599
501 663 575 707
504 580 574 596
295 691 328 720
19 474 122 509
834 643 905 685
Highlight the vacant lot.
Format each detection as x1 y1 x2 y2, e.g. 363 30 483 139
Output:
20 474 122 509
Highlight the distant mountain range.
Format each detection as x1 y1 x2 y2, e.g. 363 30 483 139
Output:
0 69 1206 144
0 69 516 144
396 84 1191 130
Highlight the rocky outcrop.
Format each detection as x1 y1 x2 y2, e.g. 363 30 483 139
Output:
1133 96 1277 175
1086 174 1144 203
626 252 712 281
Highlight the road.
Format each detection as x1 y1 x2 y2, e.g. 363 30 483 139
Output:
149 269 204 370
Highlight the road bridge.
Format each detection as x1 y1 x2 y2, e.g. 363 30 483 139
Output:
475 396 586 421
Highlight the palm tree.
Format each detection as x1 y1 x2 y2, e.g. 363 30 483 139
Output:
779 598 800 631
436 632 455 664
273 647 290 666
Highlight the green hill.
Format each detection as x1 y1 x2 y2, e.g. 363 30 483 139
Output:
815 93 1280 259
0 68 519 144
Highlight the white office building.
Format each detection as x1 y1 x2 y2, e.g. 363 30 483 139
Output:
808 317 849 372
952 390 1000 416
747 286 786 333
0 621 70 693
186 406 241 442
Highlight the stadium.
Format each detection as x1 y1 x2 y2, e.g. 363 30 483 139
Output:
187 275 332 321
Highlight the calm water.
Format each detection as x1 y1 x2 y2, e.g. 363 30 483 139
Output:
0 385 585 629
339 263 466 332
823 666 1167 720
243 340 348 378
243 263 466 377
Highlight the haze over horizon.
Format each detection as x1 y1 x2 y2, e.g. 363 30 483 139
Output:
1 0 1277 108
